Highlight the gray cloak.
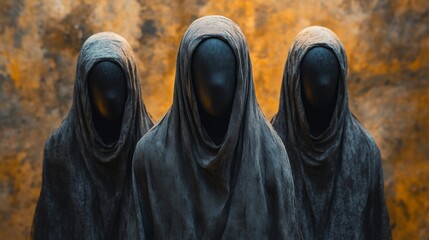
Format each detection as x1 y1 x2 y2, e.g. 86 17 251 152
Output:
32 32 153 239
271 26 391 240
126 16 300 239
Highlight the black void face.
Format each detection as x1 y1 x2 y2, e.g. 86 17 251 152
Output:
88 61 127 143
191 38 237 145
191 38 237 117
300 46 340 136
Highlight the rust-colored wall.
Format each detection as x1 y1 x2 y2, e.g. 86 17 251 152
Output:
0 0 428 239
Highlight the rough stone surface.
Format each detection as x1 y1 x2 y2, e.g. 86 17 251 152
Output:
0 0 428 239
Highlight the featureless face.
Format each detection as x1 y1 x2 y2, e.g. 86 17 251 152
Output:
300 46 340 111
88 61 128 122
191 38 237 117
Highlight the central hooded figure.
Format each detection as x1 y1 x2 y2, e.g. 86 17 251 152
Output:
126 16 299 239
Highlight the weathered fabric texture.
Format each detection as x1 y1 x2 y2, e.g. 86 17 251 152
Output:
271 26 391 240
32 32 153 239
126 15 300 239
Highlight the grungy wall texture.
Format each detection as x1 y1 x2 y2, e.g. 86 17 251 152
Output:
0 0 428 239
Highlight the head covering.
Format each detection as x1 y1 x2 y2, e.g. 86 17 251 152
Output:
125 16 300 239
271 26 391 239
32 32 153 239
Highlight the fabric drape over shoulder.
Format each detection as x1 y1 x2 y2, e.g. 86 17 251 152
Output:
271 26 390 240
126 15 300 239
32 32 153 239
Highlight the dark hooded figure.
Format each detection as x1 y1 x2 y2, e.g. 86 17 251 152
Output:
271 26 391 240
126 16 300 239
32 32 153 239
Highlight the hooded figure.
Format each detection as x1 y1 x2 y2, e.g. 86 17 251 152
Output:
32 32 153 239
271 26 391 240
126 16 299 239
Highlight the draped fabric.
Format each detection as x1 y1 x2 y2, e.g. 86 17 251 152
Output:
271 26 391 240
126 16 300 239
32 32 153 239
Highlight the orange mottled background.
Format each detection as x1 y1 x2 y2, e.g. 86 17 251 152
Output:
0 0 428 239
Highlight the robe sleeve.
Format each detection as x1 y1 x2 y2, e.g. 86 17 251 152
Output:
264 128 302 240
366 146 392 240
122 141 147 240
32 137 68 239
268 160 302 240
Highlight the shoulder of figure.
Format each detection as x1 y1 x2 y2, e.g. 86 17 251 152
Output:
43 119 73 164
352 119 383 173
257 120 293 181
263 119 289 160
132 123 169 170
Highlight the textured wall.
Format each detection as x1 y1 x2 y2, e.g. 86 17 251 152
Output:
0 0 428 239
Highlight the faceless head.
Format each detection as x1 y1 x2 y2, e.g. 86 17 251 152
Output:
88 61 128 123
300 46 339 112
191 38 237 117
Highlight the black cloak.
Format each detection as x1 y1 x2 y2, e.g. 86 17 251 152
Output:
32 32 153 239
271 26 391 240
126 16 300 239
